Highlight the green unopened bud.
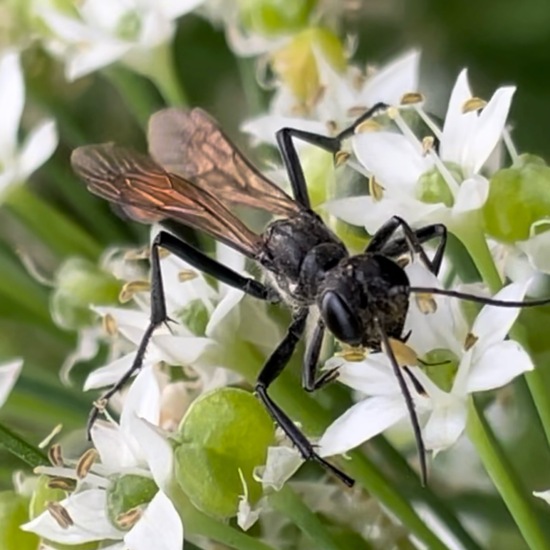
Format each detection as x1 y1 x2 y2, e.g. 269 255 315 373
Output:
106 474 158 531
174 387 274 519
178 299 209 336
483 154 550 242
416 164 460 207
422 349 459 392
238 0 317 36
51 258 122 329
0 491 39 550
271 27 346 105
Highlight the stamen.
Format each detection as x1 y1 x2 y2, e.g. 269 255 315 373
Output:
123 246 150 261
387 338 419 367
422 136 435 156
178 270 198 282
413 104 443 140
368 176 385 201
39 424 63 449
502 127 519 165
119 280 150 303
116 507 143 529
48 477 77 492
76 448 99 479
415 292 437 314
400 92 425 105
462 97 487 113
337 344 366 362
354 118 382 134
426 148 461 196
48 443 64 467
102 313 118 336
464 332 479 351
325 120 339 136
47 501 74 529
335 150 350 166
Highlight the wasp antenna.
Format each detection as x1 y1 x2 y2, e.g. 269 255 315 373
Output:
408 287 550 308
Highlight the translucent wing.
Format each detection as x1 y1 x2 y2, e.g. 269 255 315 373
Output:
148 108 300 217
71 143 261 257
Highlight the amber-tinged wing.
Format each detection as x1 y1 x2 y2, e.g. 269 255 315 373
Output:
148 108 300 217
71 143 261 257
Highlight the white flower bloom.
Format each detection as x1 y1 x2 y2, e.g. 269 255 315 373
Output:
533 490 550 505
37 0 204 80
0 358 23 408
319 269 533 458
243 50 420 148
22 367 183 550
328 69 515 233
85 229 281 412
0 50 58 198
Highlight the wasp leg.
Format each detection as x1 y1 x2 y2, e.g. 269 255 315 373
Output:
275 103 389 210
367 217 447 276
87 230 276 438
301 319 338 392
376 318 428 486
255 309 355 487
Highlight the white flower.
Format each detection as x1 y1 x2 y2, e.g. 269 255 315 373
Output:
0 358 23 408
319 269 533 458
328 69 515 233
85 228 281 409
37 0 204 80
242 50 421 148
0 50 58 198
22 367 183 550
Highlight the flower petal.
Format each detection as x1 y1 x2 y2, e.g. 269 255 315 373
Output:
0 50 23 159
352 131 428 192
21 489 123 544
91 422 140 471
158 0 205 19
18 119 58 178
255 446 304 491
423 397 466 452
440 69 476 165
471 281 529 351
205 287 243 339
533 490 550 505
0 358 22 408
319 395 408 456
120 367 162 430
152 335 214 365
66 41 131 80
360 50 421 106
124 491 183 550
451 175 489 214
469 86 515 175
467 340 533 393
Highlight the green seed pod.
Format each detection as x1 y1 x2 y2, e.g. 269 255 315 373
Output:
483 154 550 243
174 387 274 519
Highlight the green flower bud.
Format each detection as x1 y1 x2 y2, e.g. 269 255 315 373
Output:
238 0 317 36
178 299 209 336
271 27 346 104
416 164 461 207
0 491 39 550
483 154 550 242
422 349 459 392
174 387 274 519
106 474 158 530
51 258 121 329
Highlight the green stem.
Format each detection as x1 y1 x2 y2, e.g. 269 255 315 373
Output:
146 44 188 107
173 488 274 550
103 65 162 129
269 485 344 550
467 398 550 549
0 422 49 468
5 186 101 260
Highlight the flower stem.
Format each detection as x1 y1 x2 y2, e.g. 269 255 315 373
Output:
268 485 345 550
0 422 49 468
173 488 275 550
5 186 101 260
146 44 188 107
467 398 550 549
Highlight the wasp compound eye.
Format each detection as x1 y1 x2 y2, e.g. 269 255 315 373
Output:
320 290 363 346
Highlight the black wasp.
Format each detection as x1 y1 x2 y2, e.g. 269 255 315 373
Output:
72 104 550 487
